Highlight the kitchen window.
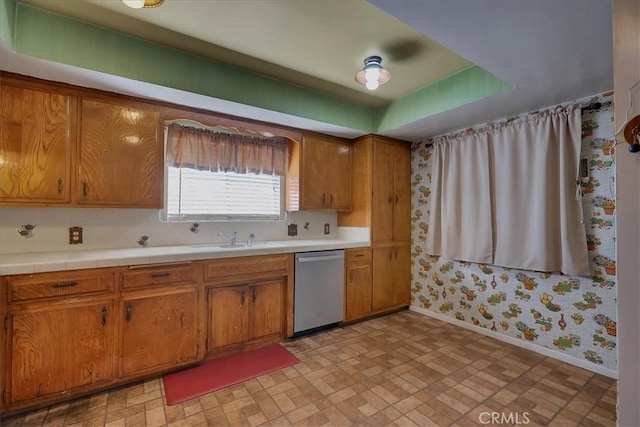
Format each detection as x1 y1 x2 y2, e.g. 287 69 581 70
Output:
161 121 287 222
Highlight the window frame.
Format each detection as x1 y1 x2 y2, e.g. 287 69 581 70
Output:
160 121 287 223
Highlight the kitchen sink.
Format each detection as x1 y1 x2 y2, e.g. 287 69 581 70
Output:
190 242 283 250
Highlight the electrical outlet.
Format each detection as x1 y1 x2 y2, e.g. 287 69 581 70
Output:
324 223 330 235
288 224 298 236
69 226 83 244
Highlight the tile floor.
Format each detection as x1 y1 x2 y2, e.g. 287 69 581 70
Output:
1 310 617 426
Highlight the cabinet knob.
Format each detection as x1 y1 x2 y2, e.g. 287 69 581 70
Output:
82 181 89 198
252 287 257 303
57 178 64 195
240 291 245 306
101 306 108 326
395 194 399 204
125 303 132 322
330 194 334 205
322 193 327 205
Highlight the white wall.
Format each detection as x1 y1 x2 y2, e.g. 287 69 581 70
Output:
0 208 337 254
613 0 640 425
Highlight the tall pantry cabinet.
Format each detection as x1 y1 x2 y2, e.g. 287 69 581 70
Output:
339 135 411 321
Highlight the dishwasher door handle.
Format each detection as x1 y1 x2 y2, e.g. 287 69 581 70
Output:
297 255 344 263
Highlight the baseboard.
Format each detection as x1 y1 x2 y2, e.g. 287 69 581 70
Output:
409 306 618 379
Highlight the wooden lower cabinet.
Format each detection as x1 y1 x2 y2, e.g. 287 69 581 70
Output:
6 298 115 405
207 279 284 351
344 248 373 322
120 287 200 378
372 244 411 312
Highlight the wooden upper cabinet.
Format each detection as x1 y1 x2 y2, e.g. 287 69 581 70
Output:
0 83 73 204
77 98 162 207
372 139 411 243
296 134 351 211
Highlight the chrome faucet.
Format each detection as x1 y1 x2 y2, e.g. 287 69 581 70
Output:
217 231 238 246
247 233 255 247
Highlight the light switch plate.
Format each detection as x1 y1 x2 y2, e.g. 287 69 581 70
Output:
324 223 330 235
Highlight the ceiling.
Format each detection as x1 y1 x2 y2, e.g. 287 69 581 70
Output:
1 0 613 142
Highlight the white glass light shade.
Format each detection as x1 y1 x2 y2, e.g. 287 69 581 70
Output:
122 0 145 8
355 56 391 91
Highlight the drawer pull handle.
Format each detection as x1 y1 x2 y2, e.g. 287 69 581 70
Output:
52 281 78 289
355 254 364 257
126 303 132 322
150 272 171 278
101 306 107 326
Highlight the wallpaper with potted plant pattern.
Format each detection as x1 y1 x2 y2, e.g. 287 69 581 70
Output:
411 92 617 371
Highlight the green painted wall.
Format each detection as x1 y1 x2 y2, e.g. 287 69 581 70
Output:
6 3 511 135
12 3 376 132
0 0 16 48
375 66 512 132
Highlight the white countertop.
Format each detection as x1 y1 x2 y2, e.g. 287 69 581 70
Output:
0 239 370 276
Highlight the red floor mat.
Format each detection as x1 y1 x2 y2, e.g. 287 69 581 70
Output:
162 344 300 405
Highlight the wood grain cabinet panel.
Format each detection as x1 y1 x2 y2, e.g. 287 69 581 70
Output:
345 255 373 322
0 83 72 204
296 134 352 211
120 288 199 377
372 244 411 312
78 98 162 207
7 299 115 404
249 280 283 340
207 279 284 352
207 286 249 349
372 139 411 243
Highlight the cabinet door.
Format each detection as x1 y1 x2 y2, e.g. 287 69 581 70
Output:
300 135 327 210
393 144 411 242
121 289 199 377
372 245 411 311
0 84 71 203
372 140 395 243
325 140 352 211
78 99 161 207
393 245 412 306
208 286 249 349
372 247 396 311
249 280 284 340
8 300 114 404
345 262 372 321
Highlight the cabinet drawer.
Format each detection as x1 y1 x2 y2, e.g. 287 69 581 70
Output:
204 255 289 282
346 248 372 265
7 271 114 303
122 263 196 289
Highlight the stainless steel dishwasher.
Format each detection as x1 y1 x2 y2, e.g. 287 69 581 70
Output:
293 250 344 337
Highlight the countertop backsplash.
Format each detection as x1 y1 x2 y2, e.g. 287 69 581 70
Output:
0 208 339 255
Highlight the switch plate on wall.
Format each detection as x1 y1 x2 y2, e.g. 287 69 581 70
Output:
288 224 298 236
324 223 330 235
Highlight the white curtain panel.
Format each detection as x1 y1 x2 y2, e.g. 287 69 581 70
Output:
426 132 493 264
426 105 590 276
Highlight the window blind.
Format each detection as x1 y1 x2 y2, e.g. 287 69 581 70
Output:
164 167 283 221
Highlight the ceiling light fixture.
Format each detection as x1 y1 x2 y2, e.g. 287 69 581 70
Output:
122 0 164 9
355 56 391 91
